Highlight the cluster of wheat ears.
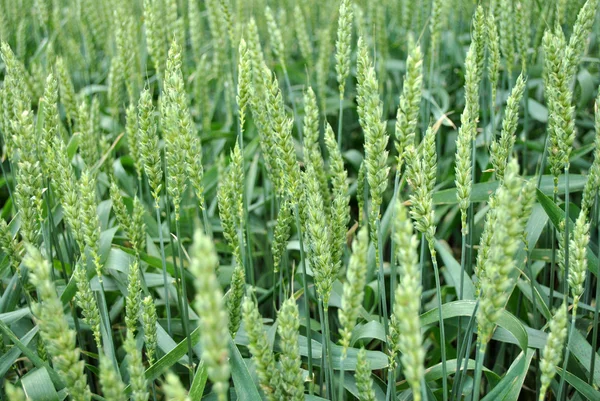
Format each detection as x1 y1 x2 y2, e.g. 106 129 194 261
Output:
1 0 600 400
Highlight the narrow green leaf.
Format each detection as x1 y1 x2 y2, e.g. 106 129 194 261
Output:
228 338 262 401
480 349 534 401
433 175 586 205
420 301 529 351
21 368 60 401
536 189 599 277
188 360 208 399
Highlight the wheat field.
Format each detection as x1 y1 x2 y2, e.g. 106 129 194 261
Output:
1 0 600 400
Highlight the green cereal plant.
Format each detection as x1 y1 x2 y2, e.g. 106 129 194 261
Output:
265 69 300 200
219 144 247 334
565 0 599 81
544 29 575 191
316 26 332 113
206 0 229 72
217 143 245 269
335 0 353 145
110 13 127 109
188 0 204 62
490 73 526 181
162 40 189 220
472 6 486 82
303 164 334 309
46 136 84 248
78 99 100 169
227 264 245 337
55 57 77 127
498 0 515 77
189 229 230 401
474 160 534 401
557 0 568 25
394 44 423 175
357 161 366 226
163 373 190 401
514 1 531 71
389 200 425 401
404 125 446 399
143 0 167 80
79 169 102 278
277 297 304 401
126 104 143 183
73 261 101 348
302 159 336 390
138 88 163 206
487 13 501 111
303 88 329 204
0 218 20 272
272 198 293 272
125 261 142 335
455 45 479 236
242 296 283 401
142 296 158 365
568 210 589 311
429 0 447 59
294 5 313 70
581 93 600 215
27 247 91 401
99 355 127 401
125 334 149 401
355 348 376 401
40 73 60 174
338 226 369 355
539 302 568 401
5 383 25 401
324 123 350 271
165 0 183 51
195 55 213 134
237 38 251 133
477 160 530 343
265 6 285 67
356 36 389 258
12 110 43 245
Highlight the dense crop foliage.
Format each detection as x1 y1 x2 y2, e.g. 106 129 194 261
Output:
2 0 600 400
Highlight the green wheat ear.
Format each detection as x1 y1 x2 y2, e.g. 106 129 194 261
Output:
477 160 534 346
581 91 600 215
303 87 329 204
99 354 127 401
125 260 142 335
242 295 283 401
455 43 480 236
539 302 568 401
294 5 313 69
338 226 369 355
277 297 304 401
163 373 190 401
395 43 423 174
490 73 526 181
356 35 389 254
138 88 163 207
487 13 501 108
5 382 25 401
189 229 230 401
356 348 376 401
27 246 92 401
389 200 425 401
568 209 590 310
324 123 350 273
303 163 334 309
335 0 353 98
142 296 158 366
